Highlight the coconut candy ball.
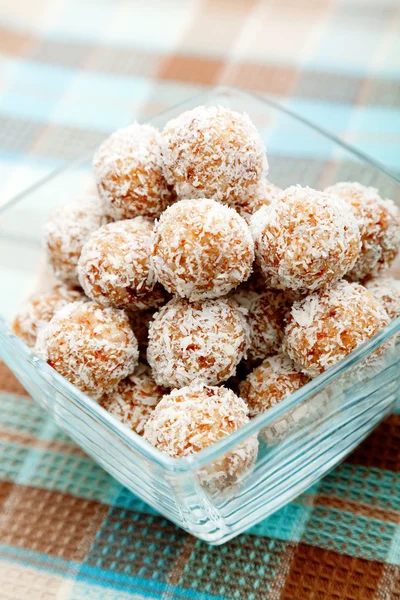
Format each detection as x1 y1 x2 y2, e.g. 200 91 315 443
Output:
232 287 291 362
152 198 255 301
35 301 139 399
284 281 390 378
147 297 249 388
240 354 310 418
100 363 167 435
251 185 361 293
78 218 167 311
43 193 110 286
128 309 156 362
240 354 315 445
366 277 400 321
93 123 174 220
325 182 400 281
162 105 268 204
231 179 282 223
143 383 258 492
12 286 84 348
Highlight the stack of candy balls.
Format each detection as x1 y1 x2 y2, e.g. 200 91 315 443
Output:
13 106 400 491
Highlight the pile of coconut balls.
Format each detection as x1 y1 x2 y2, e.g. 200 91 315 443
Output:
13 105 400 490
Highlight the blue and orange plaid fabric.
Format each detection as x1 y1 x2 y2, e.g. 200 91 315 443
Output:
1 1 400 598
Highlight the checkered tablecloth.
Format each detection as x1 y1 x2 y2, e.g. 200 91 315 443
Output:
1 1 400 598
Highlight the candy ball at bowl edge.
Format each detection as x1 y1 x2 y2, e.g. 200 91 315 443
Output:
325 181 400 282
284 280 390 377
143 383 258 492
43 193 110 286
12 285 84 348
240 354 310 418
240 353 312 444
35 301 139 399
366 277 400 321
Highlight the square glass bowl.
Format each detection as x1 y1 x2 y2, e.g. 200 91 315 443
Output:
1 86 400 545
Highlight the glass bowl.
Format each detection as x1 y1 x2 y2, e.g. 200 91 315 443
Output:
1 86 399 545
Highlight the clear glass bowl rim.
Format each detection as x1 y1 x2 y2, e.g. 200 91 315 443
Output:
1 85 399 473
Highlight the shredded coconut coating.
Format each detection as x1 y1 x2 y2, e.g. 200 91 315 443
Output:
284 281 390 377
366 277 400 321
43 193 110 286
12 286 84 348
240 354 310 417
147 297 250 388
99 363 167 435
93 123 174 220
128 309 157 362
162 105 268 204
251 185 361 292
325 182 400 281
78 218 167 311
152 198 255 301
240 354 317 445
231 179 282 223
143 383 258 492
231 287 290 362
242 268 306 310
35 301 139 399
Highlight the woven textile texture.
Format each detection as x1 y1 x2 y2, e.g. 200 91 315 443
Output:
1 0 400 598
